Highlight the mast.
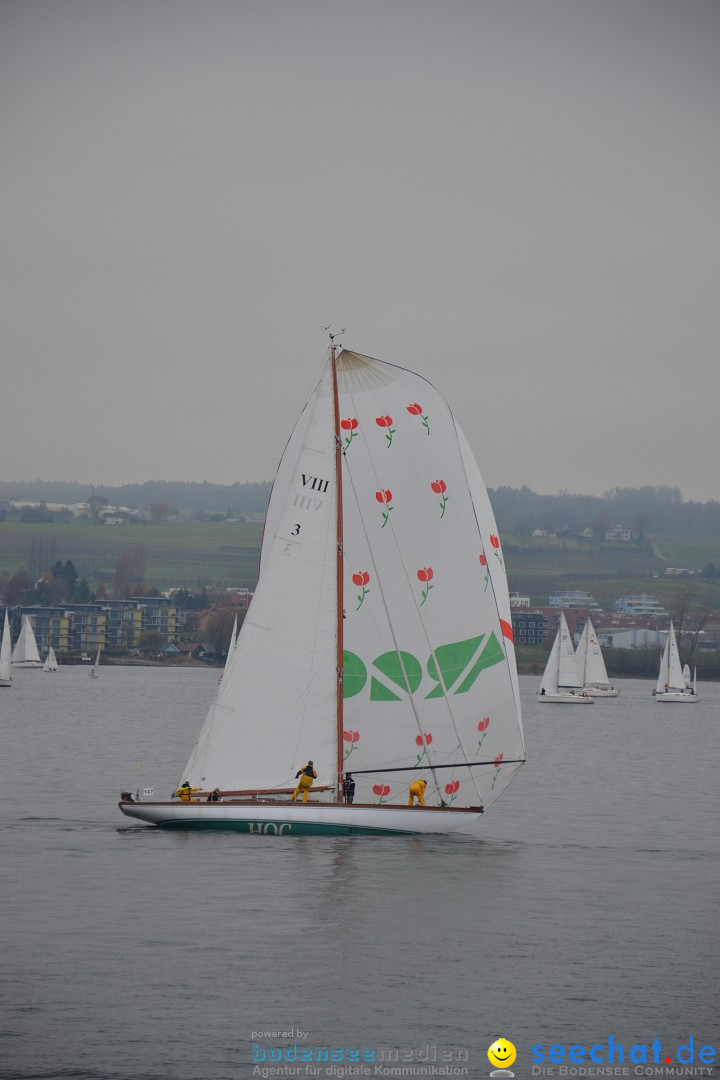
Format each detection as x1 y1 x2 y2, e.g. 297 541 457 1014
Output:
330 333 345 803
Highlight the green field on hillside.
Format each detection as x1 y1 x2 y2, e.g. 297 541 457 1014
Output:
652 536 720 570
2 520 719 611
0 519 265 589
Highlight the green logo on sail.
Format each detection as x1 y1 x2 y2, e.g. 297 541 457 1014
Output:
342 633 504 701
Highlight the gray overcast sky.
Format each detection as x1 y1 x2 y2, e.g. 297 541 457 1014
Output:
1 0 718 500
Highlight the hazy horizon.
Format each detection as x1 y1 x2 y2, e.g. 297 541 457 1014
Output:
2 1 719 501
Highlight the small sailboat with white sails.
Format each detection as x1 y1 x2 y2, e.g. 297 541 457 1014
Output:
119 339 526 835
537 611 593 703
655 622 698 702
89 649 101 678
43 646 59 672
11 615 43 668
0 612 13 687
575 618 618 697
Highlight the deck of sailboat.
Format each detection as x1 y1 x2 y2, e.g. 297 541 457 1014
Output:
119 798 484 813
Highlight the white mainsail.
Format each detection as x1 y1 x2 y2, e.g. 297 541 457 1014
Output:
656 622 685 694
183 362 338 791
43 646 58 672
90 649 101 677
182 349 525 811
539 626 562 695
556 612 582 688
576 618 611 689
11 615 42 667
0 612 12 686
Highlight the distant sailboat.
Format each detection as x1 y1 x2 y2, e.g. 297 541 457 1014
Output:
655 623 698 702
11 615 43 668
575 618 619 697
89 649 101 678
43 646 59 673
538 611 593 703
0 612 12 687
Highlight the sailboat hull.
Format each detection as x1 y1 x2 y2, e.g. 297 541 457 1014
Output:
118 800 484 836
655 691 699 702
584 686 619 698
537 692 593 703
0 678 11 687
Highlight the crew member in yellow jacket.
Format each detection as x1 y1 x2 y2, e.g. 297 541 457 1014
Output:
176 781 200 802
408 778 427 807
291 761 317 803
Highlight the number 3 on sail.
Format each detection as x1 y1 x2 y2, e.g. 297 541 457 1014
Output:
119 343 526 835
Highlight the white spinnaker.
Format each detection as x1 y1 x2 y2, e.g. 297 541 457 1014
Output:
183 362 339 791
337 351 524 809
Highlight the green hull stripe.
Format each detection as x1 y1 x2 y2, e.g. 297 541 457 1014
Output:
153 819 417 836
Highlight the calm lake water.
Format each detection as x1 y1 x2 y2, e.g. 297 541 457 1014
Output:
2 667 718 1080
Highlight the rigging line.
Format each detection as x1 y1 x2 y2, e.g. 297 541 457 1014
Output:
344 390 480 804
340 393 447 803
345 759 526 775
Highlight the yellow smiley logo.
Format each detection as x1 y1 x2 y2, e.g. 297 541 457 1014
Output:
488 1038 517 1069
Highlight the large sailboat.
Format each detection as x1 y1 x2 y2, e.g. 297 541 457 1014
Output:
0 612 12 687
11 615 43 668
537 611 593 703
120 342 526 835
655 622 698 702
575 618 619 697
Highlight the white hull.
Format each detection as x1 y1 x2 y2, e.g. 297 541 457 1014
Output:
537 691 593 703
0 677 11 687
11 661 43 669
119 800 484 836
655 691 699 702
584 686 619 698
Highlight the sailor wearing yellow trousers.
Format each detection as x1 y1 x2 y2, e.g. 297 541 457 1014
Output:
408 778 427 806
291 761 317 803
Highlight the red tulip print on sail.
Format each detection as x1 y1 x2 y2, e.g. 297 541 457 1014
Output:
340 417 359 449
376 414 396 447
444 780 461 805
375 489 393 528
490 533 504 570
352 570 370 610
476 716 491 753
372 784 391 804
492 751 504 790
415 732 433 764
407 402 430 434
343 729 360 760
479 552 489 591
417 567 434 606
431 479 449 518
